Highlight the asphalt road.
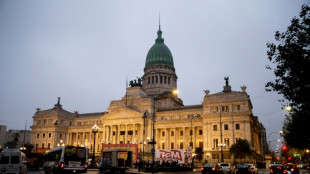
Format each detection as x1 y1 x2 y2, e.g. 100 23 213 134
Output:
27 168 310 174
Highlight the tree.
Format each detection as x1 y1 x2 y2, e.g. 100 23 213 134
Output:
229 139 251 163
194 147 203 160
266 4 310 149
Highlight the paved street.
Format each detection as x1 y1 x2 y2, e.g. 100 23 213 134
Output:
27 169 310 174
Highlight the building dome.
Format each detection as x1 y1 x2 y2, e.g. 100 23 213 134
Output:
145 26 174 68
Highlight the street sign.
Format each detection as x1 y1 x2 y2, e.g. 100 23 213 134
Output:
151 148 155 153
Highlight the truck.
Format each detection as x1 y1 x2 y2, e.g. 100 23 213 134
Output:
99 150 132 174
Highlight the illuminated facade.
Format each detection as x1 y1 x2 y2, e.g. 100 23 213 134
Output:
31 25 267 163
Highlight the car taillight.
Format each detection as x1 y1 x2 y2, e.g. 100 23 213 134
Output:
84 162 88 168
284 170 288 174
212 167 215 171
270 169 274 173
201 167 204 170
60 162 64 168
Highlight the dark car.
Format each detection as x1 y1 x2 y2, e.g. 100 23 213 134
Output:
202 164 223 174
236 164 251 174
284 164 299 174
270 165 287 174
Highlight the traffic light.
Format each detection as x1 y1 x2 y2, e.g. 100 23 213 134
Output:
288 156 292 160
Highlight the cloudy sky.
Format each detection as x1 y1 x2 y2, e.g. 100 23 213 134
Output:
0 1 308 150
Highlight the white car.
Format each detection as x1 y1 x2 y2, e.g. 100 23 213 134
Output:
219 163 232 174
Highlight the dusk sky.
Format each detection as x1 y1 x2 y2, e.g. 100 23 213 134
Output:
0 1 308 150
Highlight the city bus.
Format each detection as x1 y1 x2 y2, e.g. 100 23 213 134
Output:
43 146 88 174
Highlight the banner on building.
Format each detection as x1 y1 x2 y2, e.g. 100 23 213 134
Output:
101 144 138 162
36 148 51 154
155 149 185 164
187 146 192 163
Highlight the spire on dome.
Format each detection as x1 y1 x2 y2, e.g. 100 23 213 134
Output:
156 15 164 43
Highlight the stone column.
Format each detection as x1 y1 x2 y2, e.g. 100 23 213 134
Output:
183 127 186 149
133 124 136 143
110 125 113 144
117 125 121 144
194 126 197 149
207 123 212 148
232 121 235 144
125 124 128 144
203 125 207 150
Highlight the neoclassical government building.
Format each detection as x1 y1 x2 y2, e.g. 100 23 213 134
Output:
31 25 267 164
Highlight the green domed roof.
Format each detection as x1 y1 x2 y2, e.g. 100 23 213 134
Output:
145 26 174 68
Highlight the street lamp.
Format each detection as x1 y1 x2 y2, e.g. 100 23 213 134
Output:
268 131 283 152
142 112 147 161
149 89 179 172
90 124 99 168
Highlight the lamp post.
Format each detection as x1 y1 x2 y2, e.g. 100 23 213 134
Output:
90 124 99 168
149 89 178 172
268 131 283 152
142 112 147 160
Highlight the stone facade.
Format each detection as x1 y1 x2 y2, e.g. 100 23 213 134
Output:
30 26 267 164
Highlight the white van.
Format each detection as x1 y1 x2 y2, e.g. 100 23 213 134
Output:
0 148 27 174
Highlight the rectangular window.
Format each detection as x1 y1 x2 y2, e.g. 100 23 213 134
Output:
49 133 51 137
148 77 150 84
42 143 44 148
160 76 163 84
199 130 203 135
168 77 171 84
162 131 165 136
235 124 240 130
43 133 45 138
213 125 217 131
155 76 158 83
128 131 133 135
152 76 154 84
162 143 165 149
37 134 39 138
48 143 50 148
224 124 228 130
224 138 230 147
120 131 125 135
180 142 184 149
180 130 183 136
78 135 80 139
164 76 167 84
171 143 174 149
190 130 193 136
213 139 218 147
236 138 240 143
237 105 240 110
113 131 116 136
199 142 203 148
60 134 62 138
171 131 174 136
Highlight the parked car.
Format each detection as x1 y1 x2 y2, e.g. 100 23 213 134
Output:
219 163 232 174
270 165 287 174
245 163 258 174
202 164 223 174
284 164 299 174
235 164 251 174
